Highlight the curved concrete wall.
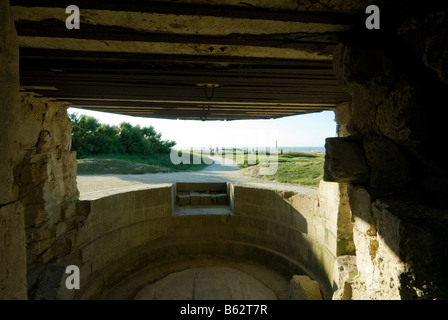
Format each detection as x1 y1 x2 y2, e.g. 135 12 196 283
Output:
68 182 349 300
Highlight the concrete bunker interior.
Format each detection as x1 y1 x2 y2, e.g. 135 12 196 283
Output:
1 0 448 300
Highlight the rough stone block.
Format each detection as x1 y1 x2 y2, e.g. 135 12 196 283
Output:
334 102 351 137
335 102 351 126
332 255 357 300
362 135 410 194
324 137 369 184
332 43 398 137
372 197 448 295
347 185 376 235
316 181 354 256
289 275 322 300
317 181 340 223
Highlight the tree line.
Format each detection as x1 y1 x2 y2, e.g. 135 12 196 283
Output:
69 113 176 156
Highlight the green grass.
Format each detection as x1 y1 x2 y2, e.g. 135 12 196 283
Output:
260 161 324 186
222 150 325 187
77 152 211 175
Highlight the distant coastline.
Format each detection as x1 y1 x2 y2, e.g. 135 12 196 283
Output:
278 146 325 152
177 146 326 152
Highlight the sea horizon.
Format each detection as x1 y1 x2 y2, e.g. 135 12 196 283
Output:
175 146 326 152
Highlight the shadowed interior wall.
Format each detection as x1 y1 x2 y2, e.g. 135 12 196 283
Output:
326 7 448 299
1 2 79 300
0 0 27 299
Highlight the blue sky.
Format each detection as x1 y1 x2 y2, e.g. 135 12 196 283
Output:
68 108 336 149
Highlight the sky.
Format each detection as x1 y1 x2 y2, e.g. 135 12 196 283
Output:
67 107 336 150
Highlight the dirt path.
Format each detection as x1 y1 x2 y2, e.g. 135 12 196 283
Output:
77 156 317 200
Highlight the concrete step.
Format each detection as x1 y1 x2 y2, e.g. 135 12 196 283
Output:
176 191 229 206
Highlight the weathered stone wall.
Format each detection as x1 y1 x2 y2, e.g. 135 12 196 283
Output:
1 2 79 299
17 93 79 269
3 92 80 299
327 7 448 299
0 0 27 299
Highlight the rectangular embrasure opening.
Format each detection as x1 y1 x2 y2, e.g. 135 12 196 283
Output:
173 182 233 216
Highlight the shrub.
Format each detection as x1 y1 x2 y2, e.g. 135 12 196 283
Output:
69 112 176 156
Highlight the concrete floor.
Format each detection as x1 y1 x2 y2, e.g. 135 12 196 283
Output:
101 256 291 300
133 266 278 300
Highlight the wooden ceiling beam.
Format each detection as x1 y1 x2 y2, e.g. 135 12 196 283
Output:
11 1 352 120
11 0 359 25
